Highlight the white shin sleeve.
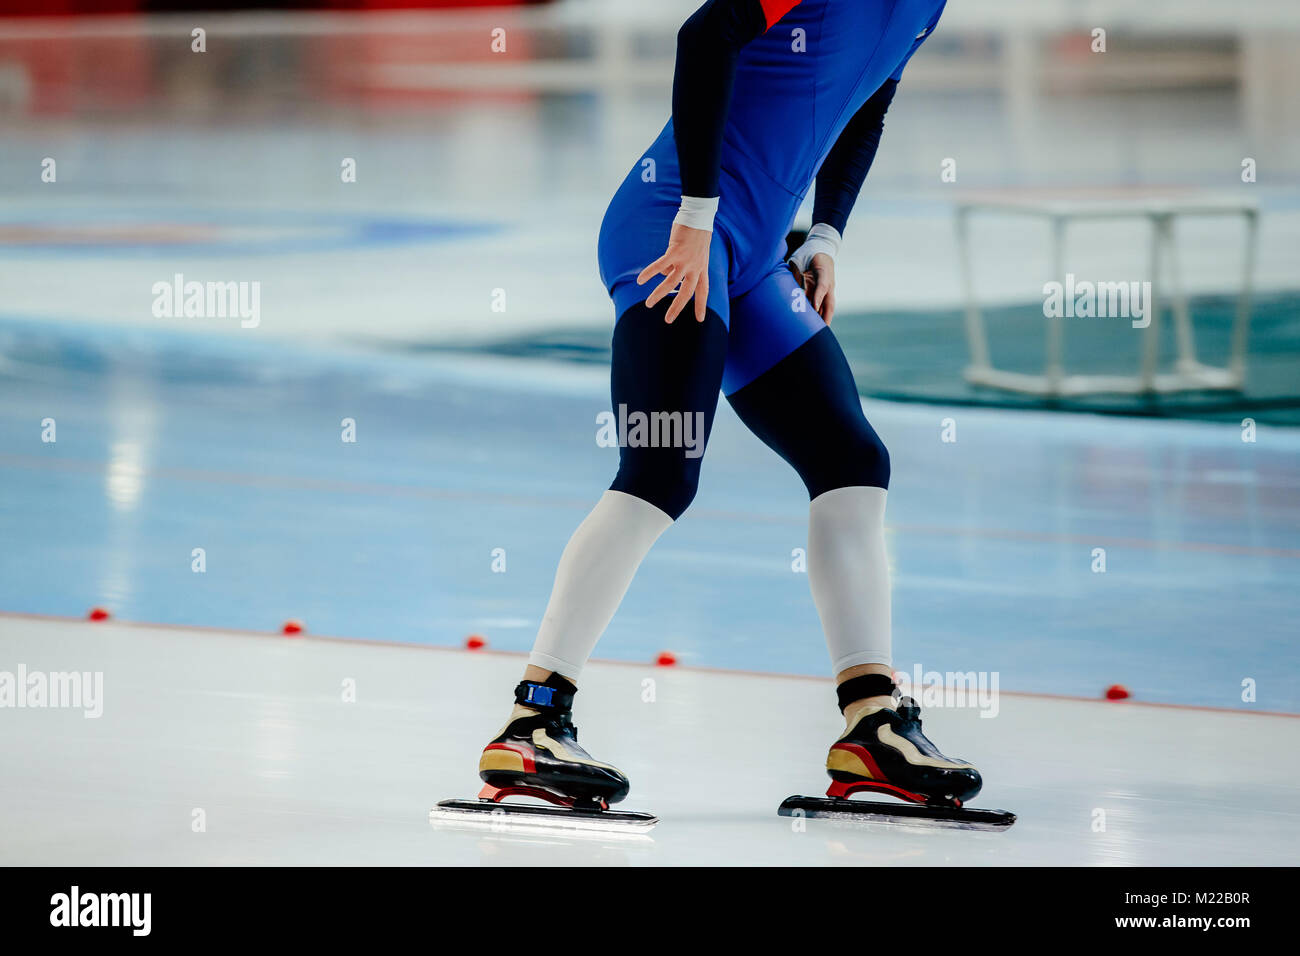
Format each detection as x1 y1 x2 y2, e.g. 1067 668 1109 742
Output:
528 490 673 679
807 485 893 673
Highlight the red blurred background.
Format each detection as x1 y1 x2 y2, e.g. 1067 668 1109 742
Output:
0 1 554 16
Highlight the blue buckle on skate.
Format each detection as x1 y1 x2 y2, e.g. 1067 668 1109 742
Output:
518 683 555 707
513 679 574 712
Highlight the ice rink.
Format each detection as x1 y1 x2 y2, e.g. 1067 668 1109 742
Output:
2 614 1297 866
2 336 1298 865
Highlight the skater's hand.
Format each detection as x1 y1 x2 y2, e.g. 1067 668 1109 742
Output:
637 223 711 324
789 252 836 324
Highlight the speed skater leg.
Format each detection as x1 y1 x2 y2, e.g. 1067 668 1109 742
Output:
436 298 727 830
720 269 1013 828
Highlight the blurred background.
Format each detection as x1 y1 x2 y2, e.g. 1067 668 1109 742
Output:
1 0 1298 412
1 0 1298 710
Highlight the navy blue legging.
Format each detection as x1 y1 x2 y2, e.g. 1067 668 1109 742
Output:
609 300 889 520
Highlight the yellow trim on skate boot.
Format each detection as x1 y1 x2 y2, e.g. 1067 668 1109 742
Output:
827 747 876 779
479 750 526 774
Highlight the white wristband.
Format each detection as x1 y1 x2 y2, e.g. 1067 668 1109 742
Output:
673 195 719 232
788 222 842 272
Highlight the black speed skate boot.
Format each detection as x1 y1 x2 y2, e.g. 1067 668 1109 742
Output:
826 695 981 807
477 676 629 810
431 675 657 832
779 675 1015 830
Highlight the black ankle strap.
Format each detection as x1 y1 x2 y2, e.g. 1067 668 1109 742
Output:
514 676 576 714
837 674 897 712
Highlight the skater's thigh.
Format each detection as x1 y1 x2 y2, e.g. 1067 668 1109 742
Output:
723 269 889 496
608 297 729 519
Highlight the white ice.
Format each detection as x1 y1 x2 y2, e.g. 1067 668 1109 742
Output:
2 615 1295 866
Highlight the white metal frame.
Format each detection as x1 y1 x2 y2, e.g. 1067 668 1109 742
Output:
955 197 1259 397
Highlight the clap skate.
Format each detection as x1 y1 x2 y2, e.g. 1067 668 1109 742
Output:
431 677 657 833
779 695 1015 831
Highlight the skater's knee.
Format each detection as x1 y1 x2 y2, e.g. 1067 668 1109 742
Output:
800 415 889 498
610 455 700 521
839 417 890 490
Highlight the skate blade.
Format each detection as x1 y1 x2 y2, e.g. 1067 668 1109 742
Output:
779 795 1016 832
430 799 658 836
